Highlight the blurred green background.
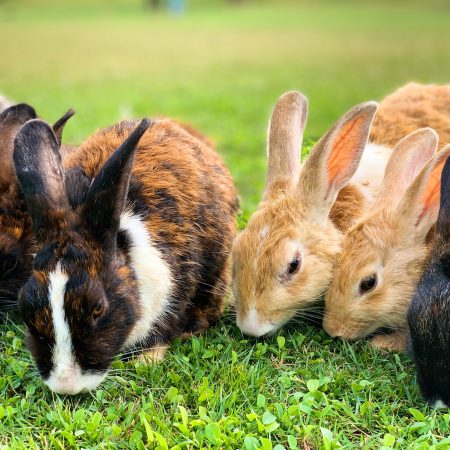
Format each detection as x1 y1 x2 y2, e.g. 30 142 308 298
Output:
1 0 449 214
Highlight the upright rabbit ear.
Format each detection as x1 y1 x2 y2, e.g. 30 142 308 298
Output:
52 109 75 147
435 149 450 241
377 128 438 207
82 119 151 253
264 91 308 199
13 119 69 240
297 101 377 222
395 145 450 239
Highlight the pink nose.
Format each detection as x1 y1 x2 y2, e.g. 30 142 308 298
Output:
237 308 277 337
51 376 80 395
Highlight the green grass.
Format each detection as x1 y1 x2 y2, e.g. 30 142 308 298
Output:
1 1 450 448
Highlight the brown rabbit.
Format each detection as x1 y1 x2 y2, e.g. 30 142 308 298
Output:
14 116 238 394
323 142 450 351
0 104 74 317
323 83 450 351
231 91 393 337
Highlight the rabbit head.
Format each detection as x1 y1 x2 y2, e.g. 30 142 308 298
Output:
232 91 377 336
14 118 150 394
324 130 450 344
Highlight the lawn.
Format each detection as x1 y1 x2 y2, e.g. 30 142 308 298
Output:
1 0 450 448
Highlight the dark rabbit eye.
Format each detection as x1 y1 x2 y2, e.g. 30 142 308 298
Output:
359 274 377 295
91 300 104 320
288 258 299 274
287 252 301 276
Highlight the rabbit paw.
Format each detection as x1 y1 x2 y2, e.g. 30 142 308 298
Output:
370 330 408 352
138 345 168 363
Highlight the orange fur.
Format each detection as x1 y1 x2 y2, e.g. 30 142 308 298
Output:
324 146 450 351
232 92 379 336
370 83 450 147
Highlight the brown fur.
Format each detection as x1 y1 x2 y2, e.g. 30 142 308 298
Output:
65 119 238 332
16 117 238 388
232 92 379 336
324 145 450 350
370 83 450 148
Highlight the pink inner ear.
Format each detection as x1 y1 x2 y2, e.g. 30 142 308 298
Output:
417 157 446 225
327 117 365 191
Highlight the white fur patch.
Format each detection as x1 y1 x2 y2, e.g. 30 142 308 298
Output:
237 307 276 337
120 210 173 347
352 142 392 201
433 399 448 409
46 264 107 394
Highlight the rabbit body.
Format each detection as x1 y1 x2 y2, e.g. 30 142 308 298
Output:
324 84 450 351
408 156 450 407
14 118 238 394
233 92 385 337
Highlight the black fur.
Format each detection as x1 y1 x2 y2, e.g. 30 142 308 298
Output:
408 155 450 406
13 120 68 240
81 118 151 253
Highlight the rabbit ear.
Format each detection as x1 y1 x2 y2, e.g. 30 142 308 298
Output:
435 148 450 240
297 101 377 222
396 146 450 239
13 119 69 240
52 109 75 147
82 119 151 252
264 91 308 199
377 128 438 207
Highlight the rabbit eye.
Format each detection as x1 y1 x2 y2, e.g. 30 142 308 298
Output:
288 257 300 274
287 252 301 277
359 274 377 295
91 300 104 320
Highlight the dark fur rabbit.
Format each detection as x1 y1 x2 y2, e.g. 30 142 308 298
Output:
13 116 238 395
0 104 38 316
408 150 450 407
0 105 74 318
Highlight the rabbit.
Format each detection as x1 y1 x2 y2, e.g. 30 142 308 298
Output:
408 155 450 407
231 90 396 337
0 104 74 317
13 115 238 395
370 83 450 148
323 135 450 352
322 83 450 351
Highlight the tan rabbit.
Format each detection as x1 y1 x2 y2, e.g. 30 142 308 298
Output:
370 83 450 148
323 136 450 351
231 91 394 337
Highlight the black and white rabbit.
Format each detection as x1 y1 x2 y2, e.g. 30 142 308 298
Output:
13 116 238 394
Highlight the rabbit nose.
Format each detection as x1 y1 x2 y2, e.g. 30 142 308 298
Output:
323 322 343 338
45 365 83 395
237 307 276 337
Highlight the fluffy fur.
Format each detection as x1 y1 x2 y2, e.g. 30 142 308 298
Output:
408 156 450 406
15 116 238 394
232 91 384 337
0 104 38 316
323 84 450 351
0 104 75 318
370 83 450 148
324 129 450 352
